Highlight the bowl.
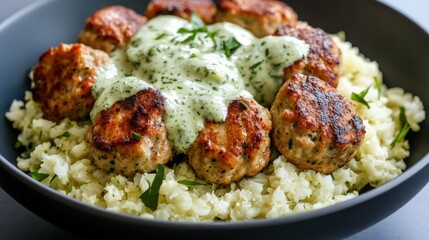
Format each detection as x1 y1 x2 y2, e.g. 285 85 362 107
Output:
0 0 428 239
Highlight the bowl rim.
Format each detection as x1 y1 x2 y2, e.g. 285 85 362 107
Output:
1 0 429 230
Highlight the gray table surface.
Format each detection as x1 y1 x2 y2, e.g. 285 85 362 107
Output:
0 0 428 239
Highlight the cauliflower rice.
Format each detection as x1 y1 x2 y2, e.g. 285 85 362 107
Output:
6 38 425 221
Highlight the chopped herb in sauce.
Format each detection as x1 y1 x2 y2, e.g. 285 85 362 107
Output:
155 32 167 40
30 172 49 182
140 165 165 211
351 85 371 109
178 180 207 186
221 37 242 58
249 61 263 75
390 106 411 148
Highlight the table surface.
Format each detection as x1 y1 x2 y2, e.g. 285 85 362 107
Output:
0 0 428 239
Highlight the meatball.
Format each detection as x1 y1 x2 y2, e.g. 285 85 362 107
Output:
32 43 111 122
145 0 217 24
86 88 173 177
216 0 298 37
270 74 365 174
78 6 147 53
275 21 341 88
188 97 272 185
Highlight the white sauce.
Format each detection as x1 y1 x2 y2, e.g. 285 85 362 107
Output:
91 15 309 153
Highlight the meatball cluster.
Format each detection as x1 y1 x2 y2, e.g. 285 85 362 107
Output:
31 0 365 185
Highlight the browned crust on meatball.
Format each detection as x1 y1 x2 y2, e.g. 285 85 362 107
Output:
78 6 147 53
188 97 272 185
275 21 341 88
86 88 173 177
32 43 111 122
145 0 217 24
216 0 298 37
270 74 365 174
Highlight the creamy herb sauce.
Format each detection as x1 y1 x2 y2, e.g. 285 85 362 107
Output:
91 15 308 153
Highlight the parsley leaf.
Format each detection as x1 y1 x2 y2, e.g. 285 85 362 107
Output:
374 76 382 99
131 131 142 140
155 33 167 40
14 141 23 149
30 172 49 182
351 85 371 109
177 26 208 43
140 165 165 211
222 37 242 58
57 131 70 139
249 61 264 75
390 106 411 148
239 100 249 110
178 180 206 186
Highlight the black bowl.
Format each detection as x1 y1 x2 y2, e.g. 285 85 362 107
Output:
0 0 428 239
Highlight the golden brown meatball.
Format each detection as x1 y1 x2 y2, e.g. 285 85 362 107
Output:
32 43 111 122
216 0 298 37
188 97 272 185
270 74 365 174
275 21 341 88
86 88 173 177
78 6 147 53
145 0 217 24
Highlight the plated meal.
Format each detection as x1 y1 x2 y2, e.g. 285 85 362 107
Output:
5 0 425 221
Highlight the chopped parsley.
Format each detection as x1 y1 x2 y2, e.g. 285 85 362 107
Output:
155 32 167 40
221 37 242 58
14 141 23 149
374 76 382 99
239 100 249 110
131 131 142 140
249 61 264 75
30 172 49 182
140 165 165 211
178 180 207 186
351 85 371 109
57 131 70 139
390 106 411 148
21 146 35 159
177 13 218 46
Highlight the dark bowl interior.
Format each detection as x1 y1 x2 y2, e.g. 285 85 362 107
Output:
0 0 428 239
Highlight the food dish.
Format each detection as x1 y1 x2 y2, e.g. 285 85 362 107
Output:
0 0 426 237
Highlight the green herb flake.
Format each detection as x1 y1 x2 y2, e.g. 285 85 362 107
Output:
390 106 411 148
239 100 249 110
49 174 58 184
14 141 23 149
249 61 264 75
178 180 206 186
351 85 371 109
222 37 242 58
190 53 198 58
57 131 71 139
374 76 382 99
22 147 35 158
30 172 49 182
131 131 142 140
140 165 165 211
155 33 167 40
